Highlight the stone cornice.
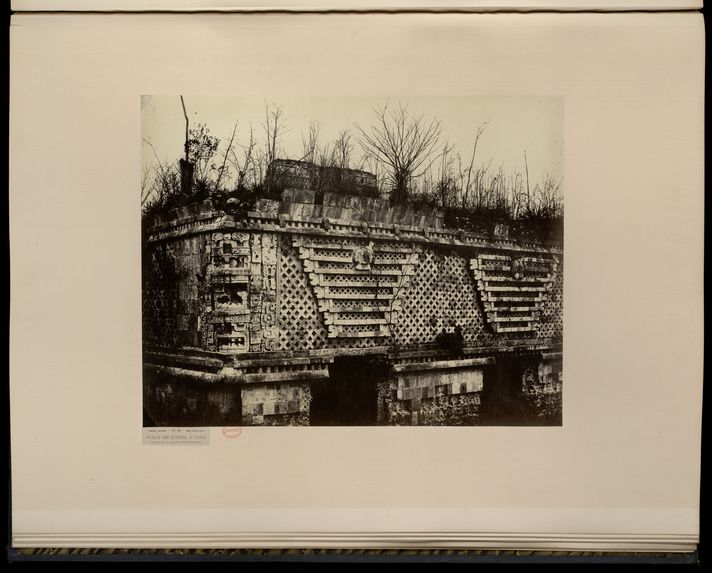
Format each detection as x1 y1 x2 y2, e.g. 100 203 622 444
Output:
146 207 563 255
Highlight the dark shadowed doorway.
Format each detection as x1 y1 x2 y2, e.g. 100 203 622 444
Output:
309 355 387 426
480 354 538 425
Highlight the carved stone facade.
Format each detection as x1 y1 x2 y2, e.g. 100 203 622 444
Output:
470 252 559 334
143 189 563 426
267 159 379 197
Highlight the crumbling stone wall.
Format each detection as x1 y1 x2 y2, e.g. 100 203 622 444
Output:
241 383 311 426
143 234 209 348
144 195 562 357
143 193 563 427
522 357 563 423
267 160 379 197
378 367 484 426
143 366 242 426
143 228 280 355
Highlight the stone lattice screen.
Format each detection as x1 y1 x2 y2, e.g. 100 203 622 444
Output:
395 249 486 347
277 235 330 352
276 235 563 352
538 257 564 341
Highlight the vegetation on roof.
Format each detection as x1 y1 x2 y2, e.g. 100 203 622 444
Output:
142 102 562 240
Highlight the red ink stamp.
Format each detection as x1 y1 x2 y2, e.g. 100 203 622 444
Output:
222 426 242 438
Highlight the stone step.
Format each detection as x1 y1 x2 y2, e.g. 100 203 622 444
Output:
493 324 535 333
322 291 395 300
484 293 542 302
331 326 390 338
487 315 533 323
484 304 537 312
481 284 547 293
318 278 401 290
476 275 551 284
477 263 512 272
304 242 416 254
310 253 414 265
325 301 394 312
520 256 555 264
313 265 410 277
332 317 388 326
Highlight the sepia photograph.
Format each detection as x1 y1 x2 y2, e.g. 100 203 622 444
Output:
10 9 702 554
141 96 564 427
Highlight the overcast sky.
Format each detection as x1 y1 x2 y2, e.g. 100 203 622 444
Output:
141 95 563 188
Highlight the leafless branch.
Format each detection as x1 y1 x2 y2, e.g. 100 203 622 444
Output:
180 95 189 163
356 102 442 202
214 121 238 192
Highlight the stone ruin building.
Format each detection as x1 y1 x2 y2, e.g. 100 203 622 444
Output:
266 158 380 197
143 166 563 426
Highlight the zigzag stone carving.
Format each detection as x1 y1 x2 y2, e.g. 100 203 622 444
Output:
292 236 420 339
470 252 560 334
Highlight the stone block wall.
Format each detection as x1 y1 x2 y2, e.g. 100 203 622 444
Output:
267 160 379 197
143 227 563 369
143 194 563 427
320 192 443 228
143 234 209 349
143 365 242 427
144 229 281 355
522 356 563 422
275 188 443 228
377 366 484 426
144 198 562 358
241 383 311 426
267 159 314 190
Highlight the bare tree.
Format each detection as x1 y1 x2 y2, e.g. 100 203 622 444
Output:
142 137 180 208
187 123 220 192
333 129 353 170
262 102 287 192
228 123 258 190
530 173 563 218
140 164 154 207
435 142 456 208
263 102 286 166
214 121 238 193
508 170 526 219
357 152 389 197
253 147 267 189
312 130 356 194
301 120 321 165
460 121 488 209
142 98 562 226
524 148 530 211
179 95 193 195
356 102 442 203
180 95 190 163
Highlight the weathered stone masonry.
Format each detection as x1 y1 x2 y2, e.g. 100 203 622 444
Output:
143 188 563 426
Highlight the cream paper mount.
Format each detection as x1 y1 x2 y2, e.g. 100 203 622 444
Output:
8 1 706 12
9 11 704 551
